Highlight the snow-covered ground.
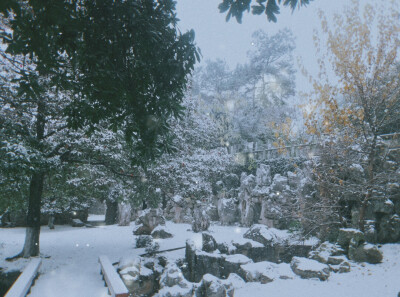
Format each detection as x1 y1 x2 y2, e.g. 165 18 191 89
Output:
1 221 400 297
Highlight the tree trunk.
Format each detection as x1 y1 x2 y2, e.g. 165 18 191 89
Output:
105 200 118 225
22 172 45 258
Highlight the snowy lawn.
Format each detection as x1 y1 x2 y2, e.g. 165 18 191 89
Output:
1 222 400 297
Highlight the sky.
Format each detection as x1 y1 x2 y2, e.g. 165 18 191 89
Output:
175 0 378 95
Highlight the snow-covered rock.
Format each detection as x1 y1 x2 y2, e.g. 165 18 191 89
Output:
71 218 84 227
243 224 289 246
192 207 210 233
240 261 295 283
217 198 238 225
195 274 234 297
309 242 345 264
290 257 330 281
256 164 272 187
348 241 383 264
134 209 166 235
337 228 365 249
151 225 173 239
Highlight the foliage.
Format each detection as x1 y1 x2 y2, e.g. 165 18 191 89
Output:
303 0 400 232
218 0 312 23
142 95 234 205
192 29 298 151
0 0 199 256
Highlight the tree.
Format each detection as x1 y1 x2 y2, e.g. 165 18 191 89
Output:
0 0 199 257
218 0 312 23
304 0 400 232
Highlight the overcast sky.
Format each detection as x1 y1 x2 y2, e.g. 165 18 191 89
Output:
176 0 377 95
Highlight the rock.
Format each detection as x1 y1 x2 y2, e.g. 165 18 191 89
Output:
192 208 210 233
217 198 238 225
256 164 272 187
377 214 400 243
119 257 159 296
287 171 301 188
243 224 288 246
240 174 256 195
364 220 377 243
238 174 260 227
327 255 347 265
185 240 223 282
196 274 234 297
226 273 246 289
309 242 345 264
185 239 252 282
135 235 153 248
337 228 365 249
221 254 252 279
373 199 395 214
329 261 351 273
71 218 84 227
290 257 330 281
151 225 173 239
240 261 295 283
223 173 240 190
155 286 193 297
134 209 166 235
117 203 132 226
159 263 191 288
271 174 288 193
205 205 219 222
202 233 217 253
348 242 383 264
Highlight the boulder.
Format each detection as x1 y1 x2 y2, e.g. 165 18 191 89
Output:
151 225 173 239
348 242 383 264
185 239 252 282
373 199 395 214
202 233 217 253
328 261 351 273
119 257 159 296
217 198 238 225
364 220 377 243
256 164 272 187
134 209 166 235
240 261 294 283
221 254 252 279
290 257 330 281
271 174 288 193
192 208 210 233
195 274 234 297
337 228 365 249
156 263 193 297
71 218 84 227
377 214 400 243
309 242 345 264
287 171 301 189
243 224 288 246
223 173 240 190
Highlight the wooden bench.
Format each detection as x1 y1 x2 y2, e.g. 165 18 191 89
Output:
98 255 129 297
5 258 42 297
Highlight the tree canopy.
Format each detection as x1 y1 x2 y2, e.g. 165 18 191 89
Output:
218 0 313 23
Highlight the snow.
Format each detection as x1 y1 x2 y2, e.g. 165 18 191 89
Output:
292 257 329 271
1 222 400 297
236 244 400 297
87 214 105 221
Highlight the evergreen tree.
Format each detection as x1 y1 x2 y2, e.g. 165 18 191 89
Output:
0 0 199 257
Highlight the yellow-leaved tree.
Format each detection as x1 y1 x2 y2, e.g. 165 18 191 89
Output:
304 0 400 234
